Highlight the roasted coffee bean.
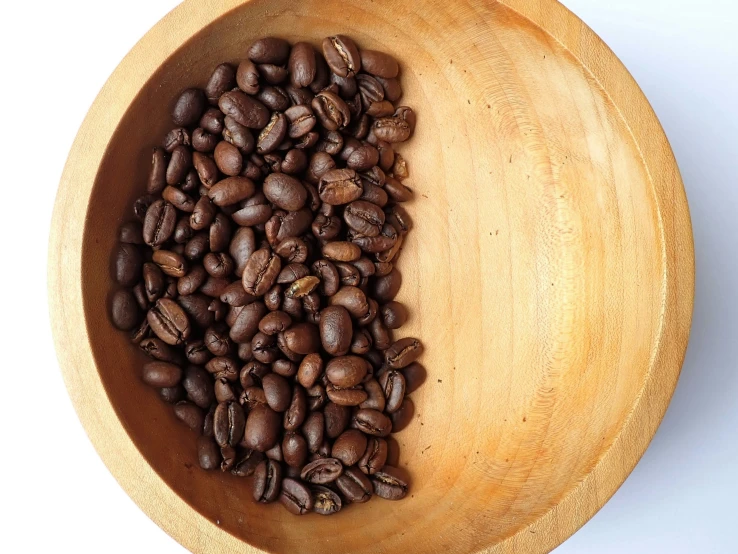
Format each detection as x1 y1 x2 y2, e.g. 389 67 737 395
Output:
376 75 402 102
232 449 264 477
263 173 307 211
252 332 280 363
280 322 319 355
166 145 192 186
344 200 385 237
379 301 408 329
182 365 215 409
336 466 373 503
312 90 350 131
248 37 290 65
360 378 386 412
258 310 292 336
368 316 391 350
223 116 255 153
318 168 362 205
385 337 423 369
177 265 206 296
214 377 236 403
185 340 212 365
328 286 369 318
202 252 234 278
302 410 325 453
312 485 342 515
264 285 283 311
402 363 426 394
199 276 230 298
192 128 219 153
147 147 168 194
360 49 399 78
152 250 188 278
366 100 395 118
110 289 140 331
301 457 343 485
321 402 349 439
178 293 214 329
243 404 281 452
235 59 260 95
200 107 225 134
322 35 361 78
384 175 414 203
277 263 310 285
142 200 176 248
148 298 191 345
358 437 388 475
310 259 339 297
346 144 380 172
379 369 405 413
326 355 368 387
257 63 289 84
205 356 239 382
206 176 254 207
172 215 194 244
163 128 191 153
295 130 319 150
214 141 243 176
371 465 408 500
352 408 392 437
280 477 313 515
207 213 230 253
283 385 307 431
219 90 270 129
203 324 232 356
288 42 316 87
132 282 149 311
281 148 308 175
264 441 283 462
273 358 298 378
239 250 280 298
253 458 283 503
140 337 181 363
262 373 291 412
285 276 320 299
296 353 323 388
326 383 367 406
220 445 236 471
118 221 144 246
282 431 308 468
322 241 361 262
318 306 352 356
205 63 236 104
172 88 205 126
214 401 246 447
274 237 308 264
197 436 221 470
173 401 204 432
285 104 316 139
332 429 367 466
141 361 182 388
372 267 402 303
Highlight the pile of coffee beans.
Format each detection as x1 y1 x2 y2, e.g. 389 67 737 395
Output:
110 35 424 515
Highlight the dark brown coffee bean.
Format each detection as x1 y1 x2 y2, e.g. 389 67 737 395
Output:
248 37 290 65
311 485 342 515
192 128 219 153
322 241 362 262
352 408 392 437
172 88 205 126
384 175 414 202
133 194 156 222
374 75 402 102
358 437 388 475
373 106 415 143
385 337 423 369
345 144 379 172
296 353 323 388
281 322 320 355
197 436 221 470
379 301 407 329
379 369 406 413
332 429 367 466
311 214 341 241
146 147 168 194
204 356 239 382
166 145 192 186
328 286 369 318
280 477 313 515
260 372 290 412
219 90 270 129
318 306 352 356
322 35 361 78
372 267 402 303
280 148 307 175
402 363 426 395
295 130 319 150
147 298 190 345
326 384 367 406
199 276 230 298
264 441 283 462
268 208 313 244
203 323 232 356
235 59 260 95
110 289 140 331
177 293 214 329
213 141 243 176
172 215 194 244
142 200 176 248
204 213 229 254
177 264 206 297
223 116 255 154
160 187 194 214
232 203 273 227
307 261 338 299
205 63 236 104
180 365 214 409
318 168 362 205
214 401 246 447
258 310 292 336
301 410 325 453
199 107 225 135
360 378 386 412
375 141 395 172
263 284 282 311
284 104 316 139
163 128 191 153
282 385 307 431
253 458 283 503
141 361 182 388
320 402 348 439
151 250 187 279
272 237 307 265
201 252 233 278
371 465 408 500
360 49 399 78
214 377 236 403
254 112 287 155
232 449 264 477
288 42 316 87
336 466 372 503
173 401 204 432
300 458 343 485
241 248 281 296
257 63 288 84
282 431 308 468
252 331 280 363
312 90 350 131
306 152 336 185
118 221 144 246
344 200 385 237
277 263 310 285
263 173 307 211
190 153 217 189
243 404 281 452
140 337 181 364
325 355 368 387
366 100 395 118
206 176 254 207
185 340 211 365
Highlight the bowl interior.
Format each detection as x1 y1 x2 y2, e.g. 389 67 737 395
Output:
83 0 664 552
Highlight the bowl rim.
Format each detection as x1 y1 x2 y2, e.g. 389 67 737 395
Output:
48 0 694 552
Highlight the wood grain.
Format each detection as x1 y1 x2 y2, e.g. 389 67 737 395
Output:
48 0 694 552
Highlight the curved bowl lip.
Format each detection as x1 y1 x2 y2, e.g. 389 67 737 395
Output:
48 0 694 552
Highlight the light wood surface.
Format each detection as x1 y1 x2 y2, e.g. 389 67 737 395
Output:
48 0 694 552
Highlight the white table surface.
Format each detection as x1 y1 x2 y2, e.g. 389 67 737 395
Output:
1 0 734 551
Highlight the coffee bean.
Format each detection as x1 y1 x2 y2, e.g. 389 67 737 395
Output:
371 465 408 500
385 337 423 369
336 466 373 503
253 458 283 503
402 362 426 394
232 449 264 477
110 289 140 331
282 322 320 355
301 410 325 453
282 431 308 468
322 241 361 262
258 63 289 85
328 286 369 318
376 76 402 102
163 128 191 153
326 383 367 406
326 355 368 387
289 42 316 87
358 437 388 475
263 173 307 211
173 401 204 431
140 337 181 364
172 88 205 127
259 310 292 336
360 378 386 412
280 477 313 515
384 175 414 202
183 365 215 408
301 458 343 485
312 485 342 515
379 369 406 413
371 267 402 303
283 385 307 431
141 361 182 388
248 37 290 65
322 35 361 78
318 168 362 205
312 90 350 131
352 408 392 437
197 436 221 470
219 91 270 129
184 340 211 365
205 356 239 382
203 323 232 356
223 116 255 153
142 200 176 248
368 316 391 350
206 176 254 207
252 332 280 363
332 429 367 466
214 401 246 447
213 141 243 176
242 248 281 296
147 298 191 345
273 358 298 378
344 201 385 237
318 306 352 356
166 145 192 186
243 404 281 452
296 353 323 388
321 402 349 439
152 250 188 278
262 373 291 412
205 63 236 104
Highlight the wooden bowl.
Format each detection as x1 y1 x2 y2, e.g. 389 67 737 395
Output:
49 0 694 552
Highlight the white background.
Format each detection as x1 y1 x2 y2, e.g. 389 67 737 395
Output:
0 0 735 552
